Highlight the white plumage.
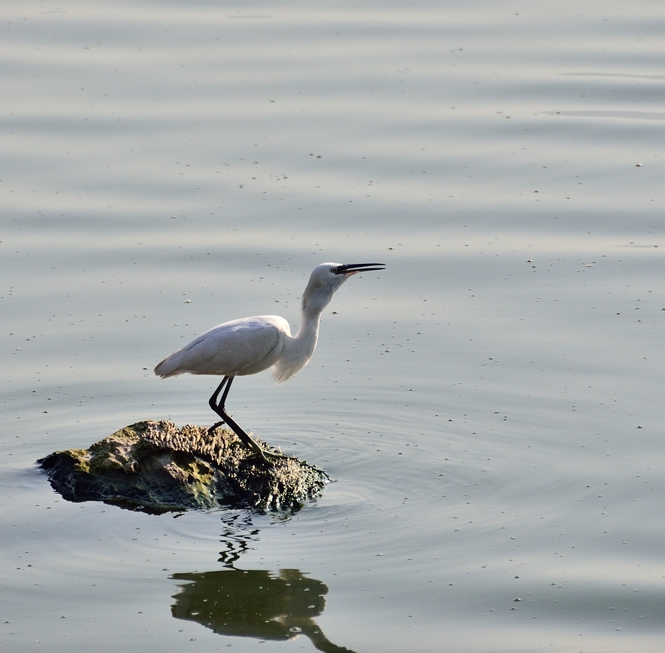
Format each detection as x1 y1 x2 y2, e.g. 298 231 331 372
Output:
154 261 385 460
155 315 291 379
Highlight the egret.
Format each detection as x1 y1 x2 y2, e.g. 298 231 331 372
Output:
154 262 385 461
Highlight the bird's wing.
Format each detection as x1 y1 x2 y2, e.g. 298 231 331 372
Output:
155 315 291 377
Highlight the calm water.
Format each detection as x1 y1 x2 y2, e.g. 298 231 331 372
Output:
2 1 665 651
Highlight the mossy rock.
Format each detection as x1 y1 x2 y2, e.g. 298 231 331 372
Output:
39 421 328 514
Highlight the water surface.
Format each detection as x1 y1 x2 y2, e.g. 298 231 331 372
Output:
2 1 665 651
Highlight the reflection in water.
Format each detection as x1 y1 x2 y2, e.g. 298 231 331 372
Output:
171 568 357 653
172 512 356 651
217 512 261 567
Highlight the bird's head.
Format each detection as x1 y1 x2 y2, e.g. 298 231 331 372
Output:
301 262 386 315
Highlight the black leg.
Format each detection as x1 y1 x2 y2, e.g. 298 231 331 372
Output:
208 377 231 434
207 376 297 464
209 377 231 417
207 376 270 460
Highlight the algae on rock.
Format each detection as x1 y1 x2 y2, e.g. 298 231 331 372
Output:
39 420 328 513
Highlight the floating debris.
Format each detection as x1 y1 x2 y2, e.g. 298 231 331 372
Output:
39 420 328 514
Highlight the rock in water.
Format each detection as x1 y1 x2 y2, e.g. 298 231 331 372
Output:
38 421 328 513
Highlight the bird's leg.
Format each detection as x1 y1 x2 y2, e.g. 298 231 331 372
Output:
208 376 297 464
207 376 272 462
208 377 232 434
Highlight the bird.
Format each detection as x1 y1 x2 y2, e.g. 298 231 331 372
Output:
154 262 385 461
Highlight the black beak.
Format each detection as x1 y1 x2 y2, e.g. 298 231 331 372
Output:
334 262 386 275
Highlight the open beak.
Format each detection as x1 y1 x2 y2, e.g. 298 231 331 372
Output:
334 262 386 276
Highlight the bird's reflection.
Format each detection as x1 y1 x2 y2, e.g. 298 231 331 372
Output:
171 511 355 651
171 567 356 652
216 512 261 567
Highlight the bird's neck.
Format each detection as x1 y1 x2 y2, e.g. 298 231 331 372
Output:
271 280 337 384
271 303 323 383
293 305 322 358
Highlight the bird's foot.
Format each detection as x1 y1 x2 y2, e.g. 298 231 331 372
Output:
260 449 298 462
236 432 330 479
249 444 332 480
248 445 297 465
236 431 292 464
208 421 225 435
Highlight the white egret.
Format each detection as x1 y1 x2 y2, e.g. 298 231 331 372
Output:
154 262 385 461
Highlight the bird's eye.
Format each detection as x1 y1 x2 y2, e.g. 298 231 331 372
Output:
330 266 338 274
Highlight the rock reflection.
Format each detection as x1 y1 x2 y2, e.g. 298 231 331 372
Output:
171 567 356 653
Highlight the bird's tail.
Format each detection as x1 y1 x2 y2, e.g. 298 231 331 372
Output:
154 355 184 378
